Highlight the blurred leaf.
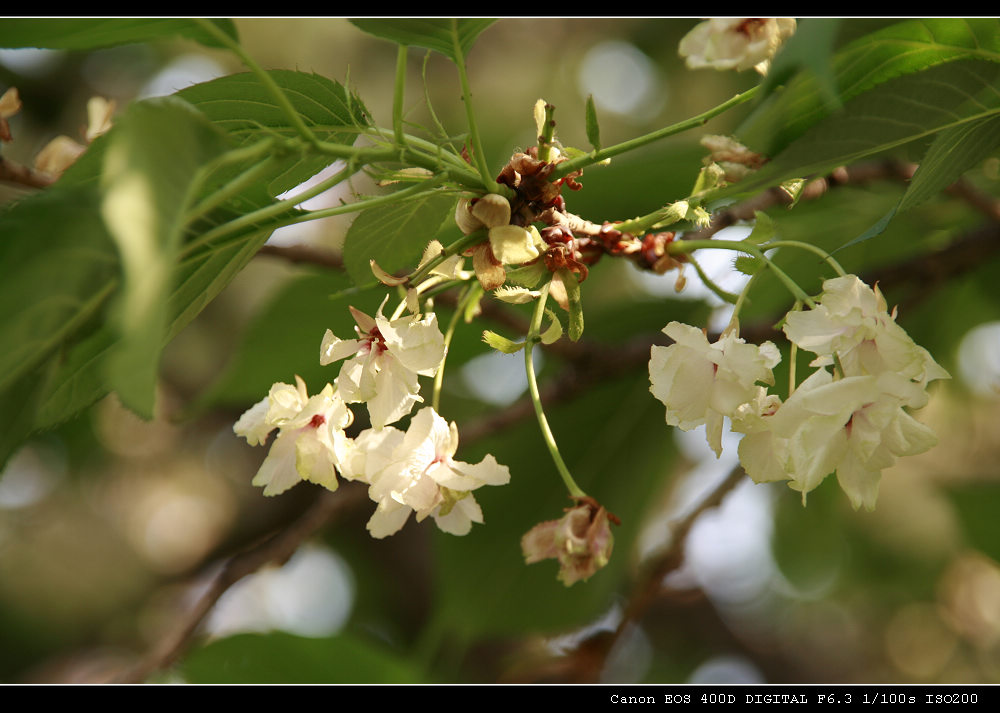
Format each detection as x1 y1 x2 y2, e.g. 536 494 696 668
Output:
100 97 231 418
32 216 275 431
742 18 1000 156
0 188 117 396
2 69 371 453
0 18 238 50
349 19 495 63
946 483 1000 563
718 60 1000 202
177 70 371 198
342 192 456 286
180 631 421 683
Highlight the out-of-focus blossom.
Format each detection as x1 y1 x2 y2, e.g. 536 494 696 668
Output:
680 18 797 74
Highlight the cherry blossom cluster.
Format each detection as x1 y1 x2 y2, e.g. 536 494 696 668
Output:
234 299 510 538
649 275 948 509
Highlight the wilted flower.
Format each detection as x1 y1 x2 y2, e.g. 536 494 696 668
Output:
679 18 797 74
649 322 781 456
358 407 511 538
521 498 615 586
234 376 353 496
320 301 445 429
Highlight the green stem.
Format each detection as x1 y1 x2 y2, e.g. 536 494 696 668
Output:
195 19 317 145
432 283 481 412
727 266 763 334
764 240 848 276
393 45 407 146
180 163 355 256
185 153 282 225
670 238 815 308
686 253 739 304
525 282 587 499
277 172 450 227
451 19 496 193
537 102 555 163
551 86 759 179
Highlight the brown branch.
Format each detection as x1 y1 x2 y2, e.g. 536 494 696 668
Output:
111 483 367 684
256 243 344 270
611 466 746 642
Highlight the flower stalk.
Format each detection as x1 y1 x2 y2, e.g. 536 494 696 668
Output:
525 281 586 498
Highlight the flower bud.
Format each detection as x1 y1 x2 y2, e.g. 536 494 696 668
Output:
455 198 485 235
471 193 511 229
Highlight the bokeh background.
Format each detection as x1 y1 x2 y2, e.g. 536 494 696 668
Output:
2 18 1000 684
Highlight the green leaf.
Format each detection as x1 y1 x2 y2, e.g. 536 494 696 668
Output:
585 94 602 152
33 71 367 420
0 188 117 397
177 70 371 198
482 330 525 354
342 192 456 286
349 18 496 64
899 115 1000 213
742 19 1000 156
180 632 421 684
733 254 764 276
0 18 238 50
836 206 898 254
100 97 231 418
33 218 272 431
719 60 1000 201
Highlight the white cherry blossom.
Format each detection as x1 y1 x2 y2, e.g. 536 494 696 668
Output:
737 369 938 509
783 275 949 404
234 376 353 496
320 301 445 429
358 407 511 538
649 322 780 456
